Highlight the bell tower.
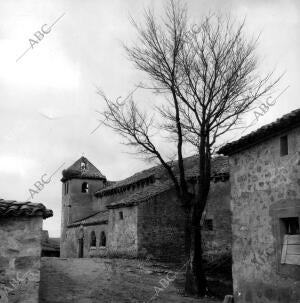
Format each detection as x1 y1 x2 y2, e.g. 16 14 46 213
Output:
60 156 106 257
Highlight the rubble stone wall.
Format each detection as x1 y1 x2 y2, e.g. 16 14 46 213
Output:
63 223 108 258
137 189 185 262
137 182 231 263
0 216 42 303
108 206 138 257
60 178 105 258
202 180 232 262
229 126 300 303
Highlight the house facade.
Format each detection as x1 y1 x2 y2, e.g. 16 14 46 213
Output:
60 155 231 263
218 109 300 303
0 199 52 303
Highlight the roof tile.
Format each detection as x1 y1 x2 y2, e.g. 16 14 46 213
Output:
61 156 106 182
0 199 53 219
106 182 173 209
95 155 229 195
218 108 300 155
68 210 109 227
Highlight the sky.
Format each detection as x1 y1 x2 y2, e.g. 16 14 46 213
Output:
0 0 299 237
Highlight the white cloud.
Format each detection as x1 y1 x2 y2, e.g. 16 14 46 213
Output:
0 155 36 177
0 38 80 91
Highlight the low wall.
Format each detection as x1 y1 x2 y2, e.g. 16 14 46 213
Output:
0 217 42 303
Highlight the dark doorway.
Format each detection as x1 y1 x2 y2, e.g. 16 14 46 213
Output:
100 231 106 247
78 238 84 258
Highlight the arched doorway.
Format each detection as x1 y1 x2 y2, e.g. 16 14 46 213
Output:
90 231 96 247
100 231 106 247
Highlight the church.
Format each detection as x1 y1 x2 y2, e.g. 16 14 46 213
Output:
60 155 231 262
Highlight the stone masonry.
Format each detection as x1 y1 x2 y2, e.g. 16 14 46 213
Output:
60 155 231 263
0 199 52 303
219 109 300 303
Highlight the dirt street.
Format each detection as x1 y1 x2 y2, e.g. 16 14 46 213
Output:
39 258 222 303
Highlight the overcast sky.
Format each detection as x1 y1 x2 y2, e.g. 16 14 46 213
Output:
0 0 299 237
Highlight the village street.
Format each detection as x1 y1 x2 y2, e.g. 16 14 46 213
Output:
39 258 226 303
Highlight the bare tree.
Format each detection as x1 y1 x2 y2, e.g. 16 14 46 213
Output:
97 0 280 296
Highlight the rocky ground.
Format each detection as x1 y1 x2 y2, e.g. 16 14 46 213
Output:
39 257 230 303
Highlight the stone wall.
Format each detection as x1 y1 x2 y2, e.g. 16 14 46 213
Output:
137 182 231 263
61 227 77 258
60 178 105 257
229 126 300 302
202 180 231 261
137 189 185 262
62 178 231 262
108 206 138 257
0 216 42 303
63 223 108 258
65 178 104 223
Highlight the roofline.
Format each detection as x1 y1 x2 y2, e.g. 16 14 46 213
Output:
67 220 108 228
61 175 106 183
72 211 107 223
219 126 292 156
106 202 138 209
67 210 109 227
61 156 106 182
106 186 174 209
94 175 155 197
218 110 300 156
95 172 229 200
0 200 53 219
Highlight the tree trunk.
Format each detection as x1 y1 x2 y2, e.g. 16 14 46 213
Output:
184 134 211 296
184 201 207 296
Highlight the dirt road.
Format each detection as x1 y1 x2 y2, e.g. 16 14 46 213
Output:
39 258 222 303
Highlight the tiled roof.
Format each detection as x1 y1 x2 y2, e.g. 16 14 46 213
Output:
68 156 229 216
185 156 229 179
218 108 300 156
68 210 109 227
0 199 53 219
107 182 173 209
101 156 229 209
97 162 167 194
61 156 106 182
95 155 229 196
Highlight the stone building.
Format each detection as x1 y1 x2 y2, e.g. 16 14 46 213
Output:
0 199 52 303
60 154 231 262
218 109 300 302
41 230 60 257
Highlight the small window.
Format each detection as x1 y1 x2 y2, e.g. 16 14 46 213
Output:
281 217 300 235
204 219 213 231
82 182 89 193
271 201 300 277
280 135 288 156
90 231 96 247
280 218 300 265
100 231 106 247
81 162 87 171
119 211 124 220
